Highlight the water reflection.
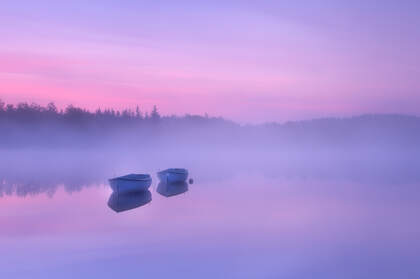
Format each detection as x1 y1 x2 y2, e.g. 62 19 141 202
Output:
108 190 152 213
1 159 420 278
0 176 104 197
157 181 188 197
1 153 420 198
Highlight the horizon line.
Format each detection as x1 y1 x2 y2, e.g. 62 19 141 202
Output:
1 98 419 126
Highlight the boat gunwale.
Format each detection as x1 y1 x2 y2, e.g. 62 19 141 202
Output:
158 169 188 175
109 174 152 182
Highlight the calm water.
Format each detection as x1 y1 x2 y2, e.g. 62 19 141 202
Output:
1 155 420 278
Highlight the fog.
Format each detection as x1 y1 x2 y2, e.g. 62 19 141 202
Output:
2 102 420 279
1 101 419 197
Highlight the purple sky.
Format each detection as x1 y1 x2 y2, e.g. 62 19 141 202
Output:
1 0 419 122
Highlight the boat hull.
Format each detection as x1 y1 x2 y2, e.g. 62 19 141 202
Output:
157 169 188 183
109 177 152 193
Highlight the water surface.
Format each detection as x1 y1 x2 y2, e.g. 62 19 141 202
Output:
1 155 419 278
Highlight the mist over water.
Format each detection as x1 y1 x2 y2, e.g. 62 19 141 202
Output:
1 102 420 278
2 0 420 276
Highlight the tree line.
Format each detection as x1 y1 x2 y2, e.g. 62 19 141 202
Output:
0 100 162 122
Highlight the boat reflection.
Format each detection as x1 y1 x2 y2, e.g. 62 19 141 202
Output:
156 181 188 197
107 190 152 213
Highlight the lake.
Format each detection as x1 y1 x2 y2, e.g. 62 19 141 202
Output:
1 152 419 278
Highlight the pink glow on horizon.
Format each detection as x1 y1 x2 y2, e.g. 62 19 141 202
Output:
1 1 419 122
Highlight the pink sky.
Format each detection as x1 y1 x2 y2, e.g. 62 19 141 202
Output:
1 1 419 123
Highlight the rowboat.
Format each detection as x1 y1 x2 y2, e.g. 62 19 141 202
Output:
108 174 152 193
157 168 188 183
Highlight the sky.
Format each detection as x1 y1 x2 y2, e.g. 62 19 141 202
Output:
1 0 419 123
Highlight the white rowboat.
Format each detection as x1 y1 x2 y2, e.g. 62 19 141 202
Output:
108 174 152 193
157 168 188 183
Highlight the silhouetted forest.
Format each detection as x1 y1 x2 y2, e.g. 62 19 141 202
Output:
0 100 237 148
1 100 419 150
